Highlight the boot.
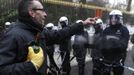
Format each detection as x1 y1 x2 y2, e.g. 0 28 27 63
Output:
78 65 85 75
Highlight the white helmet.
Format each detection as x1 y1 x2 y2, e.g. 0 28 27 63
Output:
95 18 106 30
59 16 68 25
109 10 123 25
45 23 54 30
5 22 11 29
76 20 83 23
5 22 11 26
45 23 54 28
53 26 59 30
96 19 103 24
109 10 122 16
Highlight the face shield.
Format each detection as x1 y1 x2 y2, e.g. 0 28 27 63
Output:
47 27 53 30
109 15 123 25
60 21 67 28
109 10 123 26
59 16 68 28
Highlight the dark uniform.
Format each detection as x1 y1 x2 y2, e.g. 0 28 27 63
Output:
91 23 104 75
95 24 129 75
0 26 4 38
130 34 134 75
131 34 134 44
72 30 89 75
59 37 71 75
45 27 59 70
59 20 71 75
0 17 84 75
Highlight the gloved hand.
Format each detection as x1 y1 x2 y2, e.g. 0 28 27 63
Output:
27 45 44 71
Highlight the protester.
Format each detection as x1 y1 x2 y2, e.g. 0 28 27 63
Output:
0 0 95 75
72 20 89 75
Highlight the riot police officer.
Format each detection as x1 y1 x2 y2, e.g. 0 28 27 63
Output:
45 23 59 71
72 20 89 75
58 16 71 75
91 18 104 75
95 10 129 75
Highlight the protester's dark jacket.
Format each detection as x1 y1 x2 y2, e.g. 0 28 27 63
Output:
0 18 83 75
96 24 129 61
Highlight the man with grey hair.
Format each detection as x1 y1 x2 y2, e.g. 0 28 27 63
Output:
0 0 95 75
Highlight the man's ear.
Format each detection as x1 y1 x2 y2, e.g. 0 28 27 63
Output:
28 9 35 18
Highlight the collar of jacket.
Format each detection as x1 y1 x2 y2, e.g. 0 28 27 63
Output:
110 24 122 28
18 16 43 34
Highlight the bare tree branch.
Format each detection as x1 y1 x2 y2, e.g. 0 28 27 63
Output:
126 0 132 11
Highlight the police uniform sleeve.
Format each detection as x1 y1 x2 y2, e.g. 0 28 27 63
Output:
43 22 84 45
119 27 130 50
0 33 36 75
131 34 134 44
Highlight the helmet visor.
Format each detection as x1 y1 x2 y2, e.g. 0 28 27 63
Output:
109 15 123 25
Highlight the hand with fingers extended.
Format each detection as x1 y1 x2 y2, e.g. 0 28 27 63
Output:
27 45 44 71
80 17 97 26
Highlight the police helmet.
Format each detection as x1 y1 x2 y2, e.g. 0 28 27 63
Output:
5 22 11 29
109 10 123 25
45 23 54 30
96 19 103 24
59 16 68 27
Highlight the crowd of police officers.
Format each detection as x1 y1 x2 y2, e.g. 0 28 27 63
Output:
43 9 130 75
0 0 132 75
